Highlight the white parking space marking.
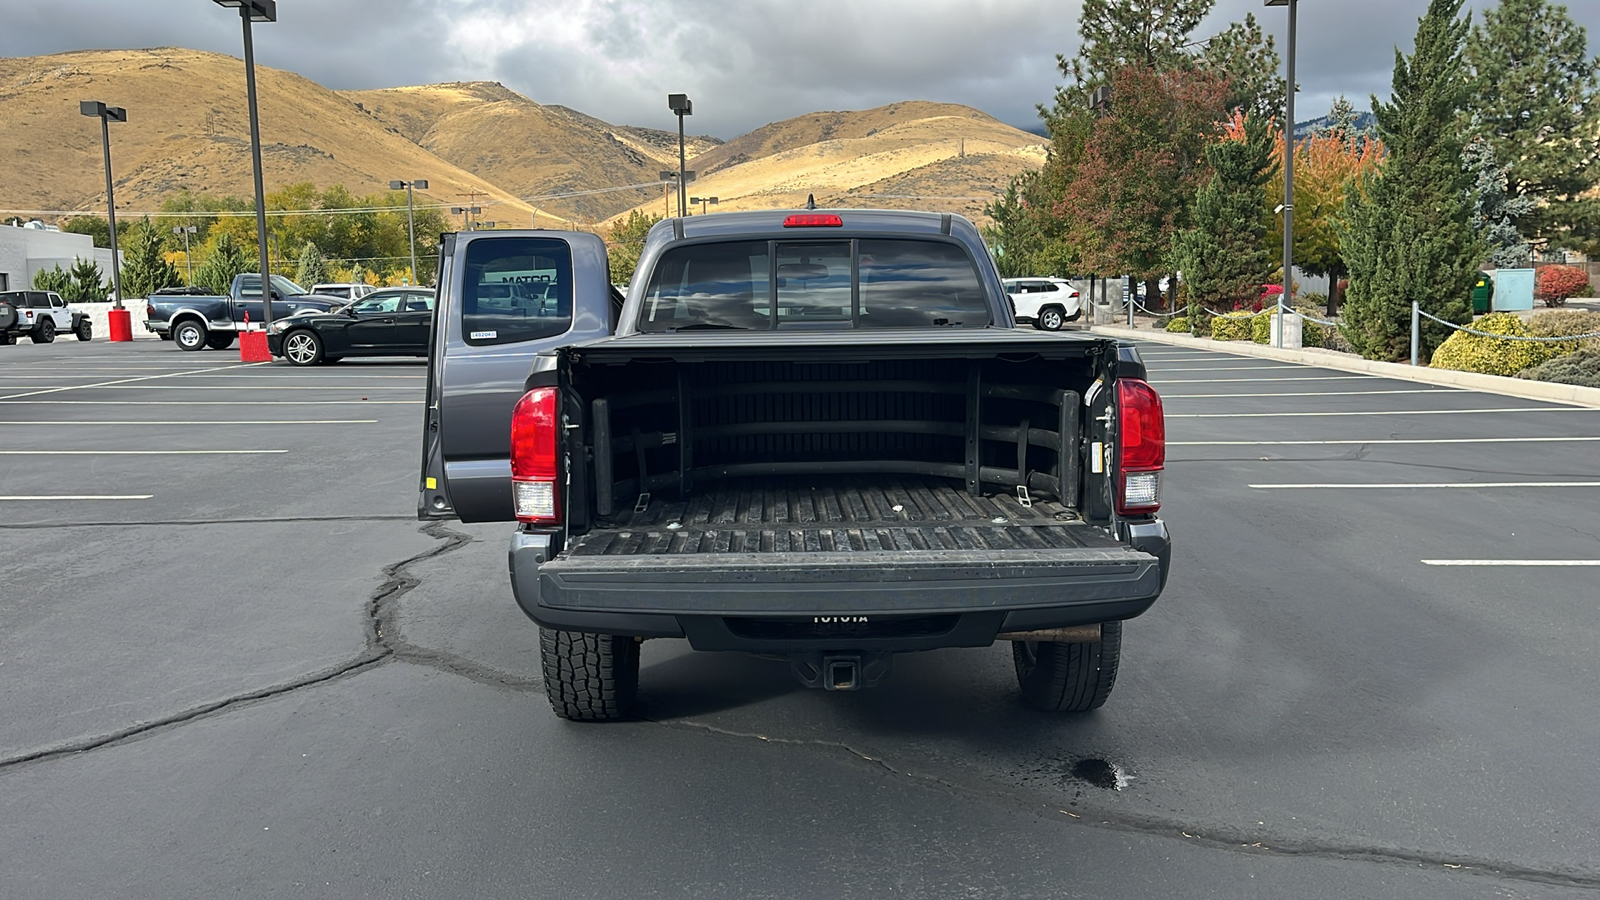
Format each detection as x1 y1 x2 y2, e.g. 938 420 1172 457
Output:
0 400 414 405
1171 437 1600 446
1422 560 1600 567
1152 376 1379 383
0 363 264 401
0 495 153 501
1250 482 1600 489
1169 407 1595 418
1160 389 1455 399
4 385 418 391
0 420 379 425
1148 365 1317 372
0 450 288 455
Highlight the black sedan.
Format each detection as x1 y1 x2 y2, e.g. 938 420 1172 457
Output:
267 288 434 366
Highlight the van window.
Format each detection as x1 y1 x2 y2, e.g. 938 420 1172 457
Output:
461 237 573 346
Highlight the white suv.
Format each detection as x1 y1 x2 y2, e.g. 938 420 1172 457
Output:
1002 277 1083 331
0 290 93 344
311 283 376 301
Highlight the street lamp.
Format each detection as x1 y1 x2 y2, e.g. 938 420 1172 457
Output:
80 100 129 339
667 93 692 216
389 179 428 284
212 0 277 326
1266 0 1297 344
659 170 695 216
451 206 481 230
690 196 719 216
171 225 197 283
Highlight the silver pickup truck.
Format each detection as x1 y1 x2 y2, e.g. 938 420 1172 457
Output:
419 209 1170 720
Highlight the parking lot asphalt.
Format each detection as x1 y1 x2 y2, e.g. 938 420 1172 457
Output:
4 337 1600 899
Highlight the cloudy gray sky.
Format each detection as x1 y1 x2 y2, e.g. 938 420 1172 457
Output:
4 1 1597 138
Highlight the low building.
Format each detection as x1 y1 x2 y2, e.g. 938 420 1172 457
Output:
0 222 121 293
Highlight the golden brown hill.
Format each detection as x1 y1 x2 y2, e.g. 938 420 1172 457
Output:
0 48 532 221
606 103 1046 228
342 83 721 225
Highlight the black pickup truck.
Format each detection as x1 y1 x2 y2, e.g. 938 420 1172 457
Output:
143 274 340 350
419 209 1169 720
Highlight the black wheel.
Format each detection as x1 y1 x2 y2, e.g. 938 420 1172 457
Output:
1036 305 1066 331
172 319 207 352
31 318 56 343
539 627 639 721
0 333 15 346
205 332 235 350
1013 621 1122 712
159 332 174 341
281 329 324 366
75 318 93 341
0 303 17 330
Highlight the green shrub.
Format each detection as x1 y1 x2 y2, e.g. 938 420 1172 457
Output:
1429 312 1572 376
1249 306 1326 348
1517 348 1600 387
1211 312 1254 341
1527 310 1600 351
1324 326 1356 354
1165 316 1191 333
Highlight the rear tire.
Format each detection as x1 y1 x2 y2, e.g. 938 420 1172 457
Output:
31 319 56 343
1013 621 1121 712
1036 305 1066 331
172 319 207 351
539 628 639 721
75 318 93 341
206 333 235 350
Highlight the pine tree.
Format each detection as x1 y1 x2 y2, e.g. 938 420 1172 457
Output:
1463 135 1535 266
194 231 251 294
66 258 107 303
32 265 72 295
1340 0 1482 362
295 243 329 287
1051 0 1214 118
119 218 183 298
1465 0 1600 252
1171 109 1277 312
1199 13 1286 119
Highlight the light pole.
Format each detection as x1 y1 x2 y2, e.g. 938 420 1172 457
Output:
171 225 198 283
390 178 428 284
659 170 695 216
80 100 128 338
1266 0 1296 347
212 0 277 325
667 94 692 216
690 196 719 216
451 205 481 230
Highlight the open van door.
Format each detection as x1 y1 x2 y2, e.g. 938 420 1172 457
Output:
419 231 615 522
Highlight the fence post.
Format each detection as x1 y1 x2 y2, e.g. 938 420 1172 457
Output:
1127 277 1134 328
1410 301 1420 366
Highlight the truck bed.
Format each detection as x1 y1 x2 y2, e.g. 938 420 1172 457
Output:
567 474 1116 557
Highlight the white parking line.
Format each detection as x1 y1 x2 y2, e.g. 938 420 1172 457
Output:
9 384 418 390
0 450 288 455
1422 560 1600 567
1150 365 1317 372
0 420 379 425
0 400 414 405
0 495 153 501
1169 407 1594 418
0 362 264 400
1161 389 1454 399
1250 482 1600 489
1172 437 1600 446
1151 376 1377 383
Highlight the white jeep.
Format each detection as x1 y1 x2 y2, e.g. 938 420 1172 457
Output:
0 290 93 344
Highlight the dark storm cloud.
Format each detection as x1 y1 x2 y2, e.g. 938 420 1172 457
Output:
3 1 1596 137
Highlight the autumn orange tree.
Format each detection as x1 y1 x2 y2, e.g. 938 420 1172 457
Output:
1266 124 1383 313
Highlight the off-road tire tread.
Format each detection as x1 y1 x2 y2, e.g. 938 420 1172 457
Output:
1013 621 1122 712
32 318 55 343
539 628 639 721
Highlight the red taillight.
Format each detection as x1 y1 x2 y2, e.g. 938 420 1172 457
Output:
510 387 561 524
1115 379 1165 515
783 214 843 228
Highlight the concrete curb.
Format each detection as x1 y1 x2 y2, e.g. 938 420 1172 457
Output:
1091 324 1600 410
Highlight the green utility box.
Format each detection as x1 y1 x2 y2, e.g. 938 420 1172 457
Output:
1471 271 1493 314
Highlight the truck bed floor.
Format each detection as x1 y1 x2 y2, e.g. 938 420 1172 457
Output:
569 475 1116 557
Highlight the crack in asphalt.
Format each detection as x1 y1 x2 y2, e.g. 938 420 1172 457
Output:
0 520 533 773
646 717 1600 891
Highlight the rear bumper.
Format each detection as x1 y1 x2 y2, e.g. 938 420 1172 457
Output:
144 321 169 335
509 520 1169 651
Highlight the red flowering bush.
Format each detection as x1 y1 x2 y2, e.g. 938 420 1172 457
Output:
1535 265 1592 308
